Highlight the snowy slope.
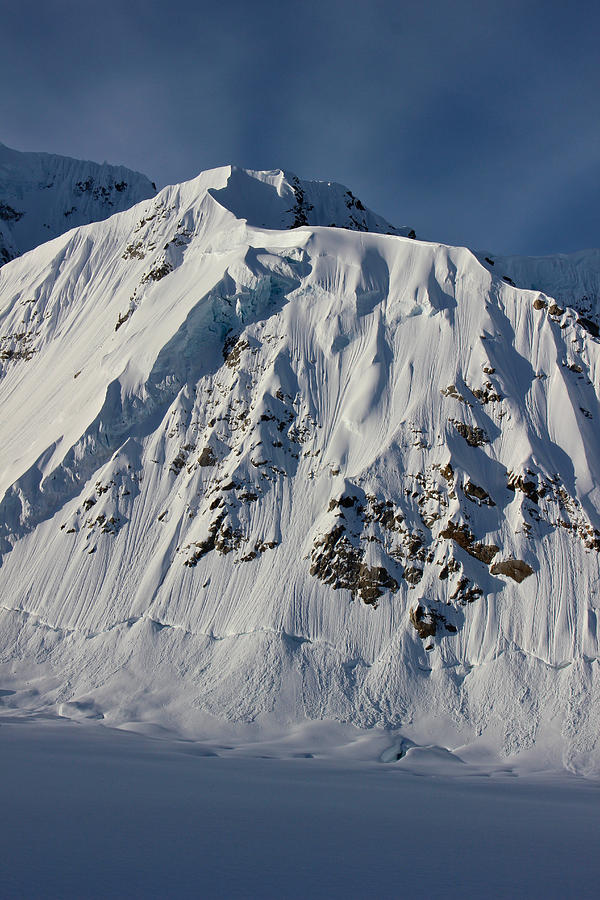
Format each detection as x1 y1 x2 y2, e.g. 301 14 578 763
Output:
0 164 599 772
0 142 156 264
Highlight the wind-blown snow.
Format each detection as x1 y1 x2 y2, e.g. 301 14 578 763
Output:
1 163 599 773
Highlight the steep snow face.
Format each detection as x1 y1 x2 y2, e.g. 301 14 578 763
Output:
207 165 415 235
1 168 599 772
0 143 156 265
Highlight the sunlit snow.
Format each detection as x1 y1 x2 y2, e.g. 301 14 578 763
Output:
1 163 600 783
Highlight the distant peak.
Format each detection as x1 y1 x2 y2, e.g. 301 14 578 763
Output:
0 143 156 264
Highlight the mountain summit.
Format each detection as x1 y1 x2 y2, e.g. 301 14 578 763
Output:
203 165 415 235
0 161 599 772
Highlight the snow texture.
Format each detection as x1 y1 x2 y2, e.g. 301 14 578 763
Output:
1 717 599 900
1 162 600 773
0 142 156 265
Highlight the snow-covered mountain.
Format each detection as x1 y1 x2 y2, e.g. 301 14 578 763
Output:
1 162 599 773
0 142 156 265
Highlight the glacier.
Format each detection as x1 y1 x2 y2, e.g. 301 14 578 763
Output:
2 716 599 900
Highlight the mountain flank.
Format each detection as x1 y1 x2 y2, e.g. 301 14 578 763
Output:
1 159 599 773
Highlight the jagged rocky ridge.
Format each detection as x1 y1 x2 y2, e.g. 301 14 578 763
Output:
0 163 599 772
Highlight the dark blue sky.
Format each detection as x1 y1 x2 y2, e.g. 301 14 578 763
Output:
2 0 598 254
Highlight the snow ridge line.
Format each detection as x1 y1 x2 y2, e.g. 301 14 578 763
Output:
0 604 312 647
2 605 597 672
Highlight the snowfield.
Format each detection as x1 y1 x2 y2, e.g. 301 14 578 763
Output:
1 715 599 900
1 163 600 778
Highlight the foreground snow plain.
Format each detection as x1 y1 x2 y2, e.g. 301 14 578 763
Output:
1 713 599 900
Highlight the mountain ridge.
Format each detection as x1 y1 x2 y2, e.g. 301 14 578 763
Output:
0 142 157 265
